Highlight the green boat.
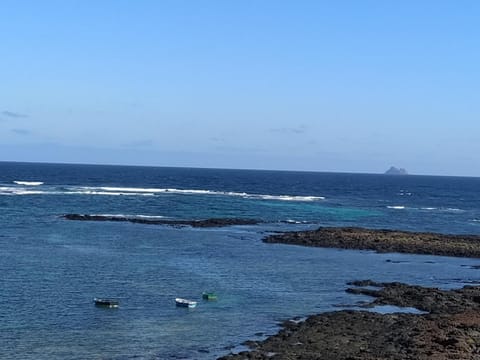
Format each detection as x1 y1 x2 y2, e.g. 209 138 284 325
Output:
202 292 217 301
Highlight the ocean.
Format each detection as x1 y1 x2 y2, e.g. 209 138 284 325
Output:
1 161 480 359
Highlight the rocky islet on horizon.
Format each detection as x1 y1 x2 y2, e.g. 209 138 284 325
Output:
384 166 408 175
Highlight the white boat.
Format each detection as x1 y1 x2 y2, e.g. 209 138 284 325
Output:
94 297 119 308
175 298 197 308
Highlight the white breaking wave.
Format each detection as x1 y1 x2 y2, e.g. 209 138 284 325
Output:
0 186 153 196
385 205 466 214
75 186 325 202
0 186 47 195
11 190 45 195
92 214 166 219
254 194 323 201
67 190 155 196
0 184 325 202
13 181 44 186
284 219 310 224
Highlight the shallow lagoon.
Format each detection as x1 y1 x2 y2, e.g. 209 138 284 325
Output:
2 221 480 359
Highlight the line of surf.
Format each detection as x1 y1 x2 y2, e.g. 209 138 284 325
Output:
13 181 44 186
386 205 466 213
0 184 325 202
76 186 325 202
0 186 154 196
91 214 167 219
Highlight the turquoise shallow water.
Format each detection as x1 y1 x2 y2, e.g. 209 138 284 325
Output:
1 162 480 358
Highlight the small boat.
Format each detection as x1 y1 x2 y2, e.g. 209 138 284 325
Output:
94 298 119 308
202 292 217 301
175 298 197 308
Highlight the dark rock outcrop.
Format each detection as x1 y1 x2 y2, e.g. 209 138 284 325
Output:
63 214 260 228
264 227 480 258
222 228 480 359
219 282 480 360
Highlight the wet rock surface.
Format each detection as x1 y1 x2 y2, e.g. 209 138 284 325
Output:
219 282 480 360
264 227 480 258
63 214 260 228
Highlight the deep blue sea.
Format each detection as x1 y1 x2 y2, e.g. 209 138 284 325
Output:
1 162 480 359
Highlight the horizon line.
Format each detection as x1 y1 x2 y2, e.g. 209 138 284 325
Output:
1 159 477 179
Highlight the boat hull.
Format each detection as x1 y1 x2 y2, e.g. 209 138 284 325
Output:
202 292 217 301
94 298 119 308
175 298 197 308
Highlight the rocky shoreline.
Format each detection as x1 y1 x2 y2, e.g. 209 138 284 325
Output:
62 214 260 228
220 227 480 359
264 227 480 258
219 281 480 359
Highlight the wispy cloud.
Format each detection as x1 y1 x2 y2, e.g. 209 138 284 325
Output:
269 124 308 135
11 128 31 135
2 110 28 118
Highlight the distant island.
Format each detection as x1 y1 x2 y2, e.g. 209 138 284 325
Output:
384 166 408 175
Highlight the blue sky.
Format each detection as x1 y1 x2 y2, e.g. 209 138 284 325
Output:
1 1 479 176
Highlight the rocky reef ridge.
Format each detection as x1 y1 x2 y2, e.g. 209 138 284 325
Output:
264 226 480 258
62 214 260 228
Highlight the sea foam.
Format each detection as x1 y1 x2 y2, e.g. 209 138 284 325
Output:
0 183 325 202
13 181 44 186
93 214 166 219
75 186 325 202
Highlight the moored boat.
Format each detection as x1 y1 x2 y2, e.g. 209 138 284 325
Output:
94 298 119 308
175 298 197 308
202 292 217 301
